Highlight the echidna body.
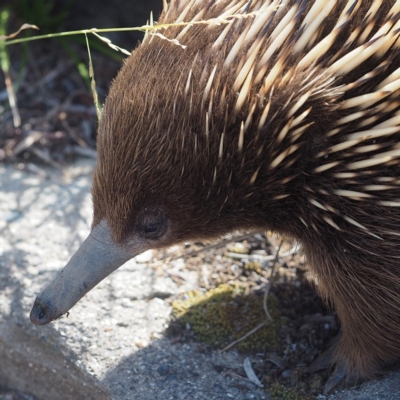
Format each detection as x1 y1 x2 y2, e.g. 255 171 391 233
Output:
31 0 400 380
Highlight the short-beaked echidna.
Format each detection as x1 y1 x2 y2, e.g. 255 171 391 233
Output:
31 0 400 383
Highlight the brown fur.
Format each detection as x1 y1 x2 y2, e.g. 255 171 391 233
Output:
92 0 400 377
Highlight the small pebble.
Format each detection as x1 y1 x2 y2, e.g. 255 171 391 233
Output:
135 250 153 263
156 364 170 376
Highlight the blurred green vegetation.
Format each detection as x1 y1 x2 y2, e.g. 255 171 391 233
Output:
10 0 75 33
0 0 123 99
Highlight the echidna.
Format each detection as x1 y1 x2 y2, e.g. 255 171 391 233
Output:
31 0 400 387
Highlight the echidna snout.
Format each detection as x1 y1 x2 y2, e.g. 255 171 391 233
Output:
31 0 400 389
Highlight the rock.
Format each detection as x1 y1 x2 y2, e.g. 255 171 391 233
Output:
134 250 153 263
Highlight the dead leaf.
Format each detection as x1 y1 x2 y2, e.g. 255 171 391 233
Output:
0 23 39 41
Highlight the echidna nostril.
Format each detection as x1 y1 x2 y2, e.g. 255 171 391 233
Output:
38 306 45 319
30 298 58 326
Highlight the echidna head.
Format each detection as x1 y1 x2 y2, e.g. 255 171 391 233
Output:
30 0 343 325
91 42 277 252
30 40 273 326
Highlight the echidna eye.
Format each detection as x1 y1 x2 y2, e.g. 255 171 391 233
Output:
136 209 167 240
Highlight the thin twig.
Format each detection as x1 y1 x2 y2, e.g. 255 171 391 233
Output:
2 69 20 127
269 239 284 279
220 280 273 353
150 232 263 266
226 244 299 261
220 320 267 353
262 281 272 321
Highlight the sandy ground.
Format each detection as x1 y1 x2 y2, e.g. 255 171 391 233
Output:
0 159 400 400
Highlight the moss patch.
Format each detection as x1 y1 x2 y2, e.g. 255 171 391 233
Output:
268 383 310 400
244 261 263 274
172 284 285 351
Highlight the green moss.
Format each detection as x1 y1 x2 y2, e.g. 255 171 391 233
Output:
172 284 285 351
268 384 310 400
244 261 262 274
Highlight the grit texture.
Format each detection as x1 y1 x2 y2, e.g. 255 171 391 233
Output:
0 159 399 400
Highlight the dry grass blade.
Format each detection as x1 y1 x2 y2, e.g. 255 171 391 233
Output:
0 22 39 40
91 32 131 56
84 33 102 120
3 11 266 46
1 66 20 128
12 131 44 156
149 32 187 49
0 9 20 128
153 10 267 30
